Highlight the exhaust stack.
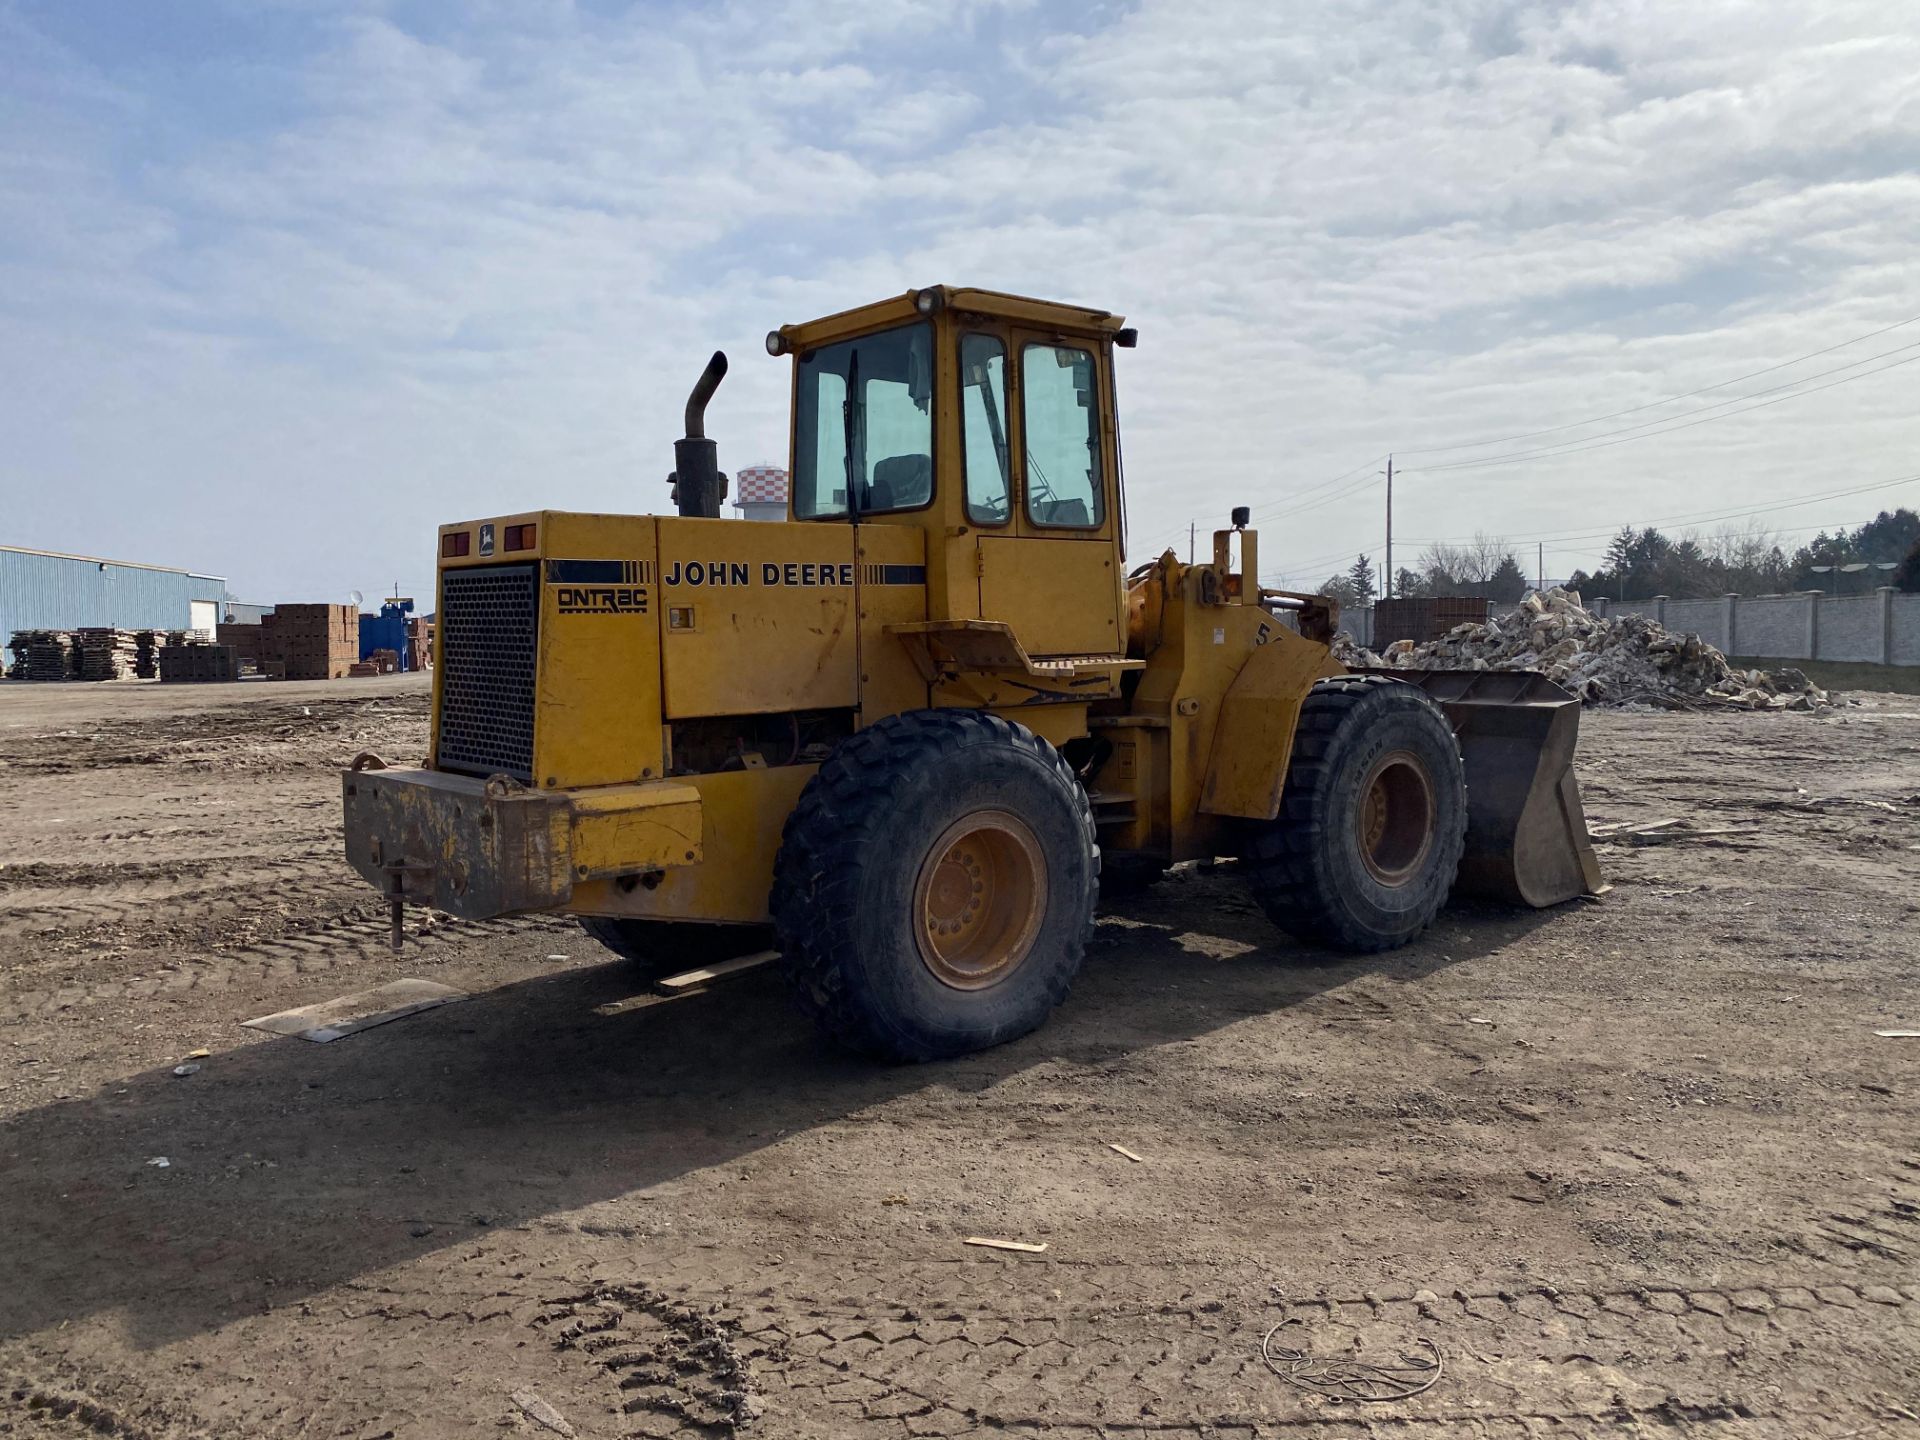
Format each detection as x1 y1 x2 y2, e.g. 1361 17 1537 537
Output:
672 350 729 518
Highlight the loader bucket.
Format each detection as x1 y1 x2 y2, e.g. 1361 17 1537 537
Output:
1396 669 1606 908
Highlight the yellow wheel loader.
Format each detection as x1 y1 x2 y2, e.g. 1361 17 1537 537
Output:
343 286 1602 1061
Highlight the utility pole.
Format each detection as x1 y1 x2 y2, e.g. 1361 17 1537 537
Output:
1537 542 1544 594
1382 455 1394 601
1188 522 1195 565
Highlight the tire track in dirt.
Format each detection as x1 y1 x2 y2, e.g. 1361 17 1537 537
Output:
0 856 360 941
1776 1151 1919 1272
0 1371 189 1440
2 909 574 1022
523 1269 1916 1438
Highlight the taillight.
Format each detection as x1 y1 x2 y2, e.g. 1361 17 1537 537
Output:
441 531 471 558
504 523 537 551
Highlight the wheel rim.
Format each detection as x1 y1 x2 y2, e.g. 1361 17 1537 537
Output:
1354 749 1436 887
912 810 1048 991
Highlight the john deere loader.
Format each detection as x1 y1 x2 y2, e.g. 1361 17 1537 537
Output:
343 286 1601 1060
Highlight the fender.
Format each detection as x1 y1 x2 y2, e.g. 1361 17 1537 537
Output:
1196 637 1344 821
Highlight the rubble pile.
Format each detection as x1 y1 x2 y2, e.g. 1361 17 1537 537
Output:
1335 589 1834 710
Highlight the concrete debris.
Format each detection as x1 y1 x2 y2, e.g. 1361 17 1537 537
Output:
1333 589 1837 710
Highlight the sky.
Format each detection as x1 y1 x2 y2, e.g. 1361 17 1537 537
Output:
2 0 1918 603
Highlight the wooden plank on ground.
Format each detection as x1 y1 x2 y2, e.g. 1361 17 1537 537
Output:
243 979 467 1043
654 949 780 992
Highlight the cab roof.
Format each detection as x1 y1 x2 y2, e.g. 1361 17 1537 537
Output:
778 286 1128 352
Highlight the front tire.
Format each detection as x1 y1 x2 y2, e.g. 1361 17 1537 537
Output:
771 710 1098 1061
1244 675 1466 952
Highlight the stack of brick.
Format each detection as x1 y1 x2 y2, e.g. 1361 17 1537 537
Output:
261 604 357 681
158 642 240 683
217 623 264 668
407 616 433 670
74 628 141 680
216 622 277 677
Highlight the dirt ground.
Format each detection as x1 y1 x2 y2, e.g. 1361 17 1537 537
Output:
1 674 1917 1439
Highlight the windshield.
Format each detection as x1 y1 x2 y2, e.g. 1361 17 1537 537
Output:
793 321 933 519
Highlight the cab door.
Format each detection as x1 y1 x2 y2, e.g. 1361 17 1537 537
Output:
972 330 1124 657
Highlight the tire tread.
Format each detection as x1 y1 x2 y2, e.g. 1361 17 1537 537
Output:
1245 674 1465 952
771 709 1098 1060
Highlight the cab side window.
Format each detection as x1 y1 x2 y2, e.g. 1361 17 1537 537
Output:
1021 343 1103 528
960 334 1011 524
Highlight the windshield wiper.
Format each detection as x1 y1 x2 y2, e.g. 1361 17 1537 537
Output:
843 348 861 520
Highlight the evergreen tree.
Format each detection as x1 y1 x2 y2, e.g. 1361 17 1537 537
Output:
1896 537 1920 594
1345 554 1377 607
1318 573 1363 611
1487 554 1529 603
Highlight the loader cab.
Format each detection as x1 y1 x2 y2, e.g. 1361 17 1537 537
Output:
774 287 1130 659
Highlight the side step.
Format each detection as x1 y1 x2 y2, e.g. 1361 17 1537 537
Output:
593 948 779 1016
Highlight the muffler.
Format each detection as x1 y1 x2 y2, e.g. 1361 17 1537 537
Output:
672 350 729 518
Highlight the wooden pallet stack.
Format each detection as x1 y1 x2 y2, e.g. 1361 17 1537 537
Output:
73 628 142 680
134 631 161 679
6 630 77 681
261 604 358 681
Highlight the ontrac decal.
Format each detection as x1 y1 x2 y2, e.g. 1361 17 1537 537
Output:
661 560 926 587
548 559 651 615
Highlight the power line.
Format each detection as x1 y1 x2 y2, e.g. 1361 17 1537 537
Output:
1260 472 1920 581
1240 453 1390 522
1260 535 1390 584
1391 310 1920 457
1401 348 1920 476
1144 453 1387 562
1396 472 1920 549
1155 308 1920 564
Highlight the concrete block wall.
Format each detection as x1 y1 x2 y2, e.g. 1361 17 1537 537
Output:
1591 588 1917 666
1321 590 1920 665
1662 598 1726 650
1895 594 1920 668
1736 595 1807 659
1819 595 1882 663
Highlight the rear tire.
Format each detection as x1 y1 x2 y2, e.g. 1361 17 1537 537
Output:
1244 675 1466 952
577 917 772 976
771 710 1098 1061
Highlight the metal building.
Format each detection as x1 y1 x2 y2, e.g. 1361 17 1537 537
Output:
0 545 227 640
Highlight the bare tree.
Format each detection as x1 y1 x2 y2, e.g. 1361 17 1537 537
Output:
1706 518 1792 594
1418 532 1521 595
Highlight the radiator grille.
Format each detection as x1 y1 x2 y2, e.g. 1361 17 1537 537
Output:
437 564 537 781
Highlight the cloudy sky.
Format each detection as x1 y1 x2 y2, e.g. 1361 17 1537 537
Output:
3 0 1917 602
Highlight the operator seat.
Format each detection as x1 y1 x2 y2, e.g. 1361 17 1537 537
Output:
869 454 932 511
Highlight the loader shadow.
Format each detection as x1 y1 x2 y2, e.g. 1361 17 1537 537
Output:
0 876 1555 1351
